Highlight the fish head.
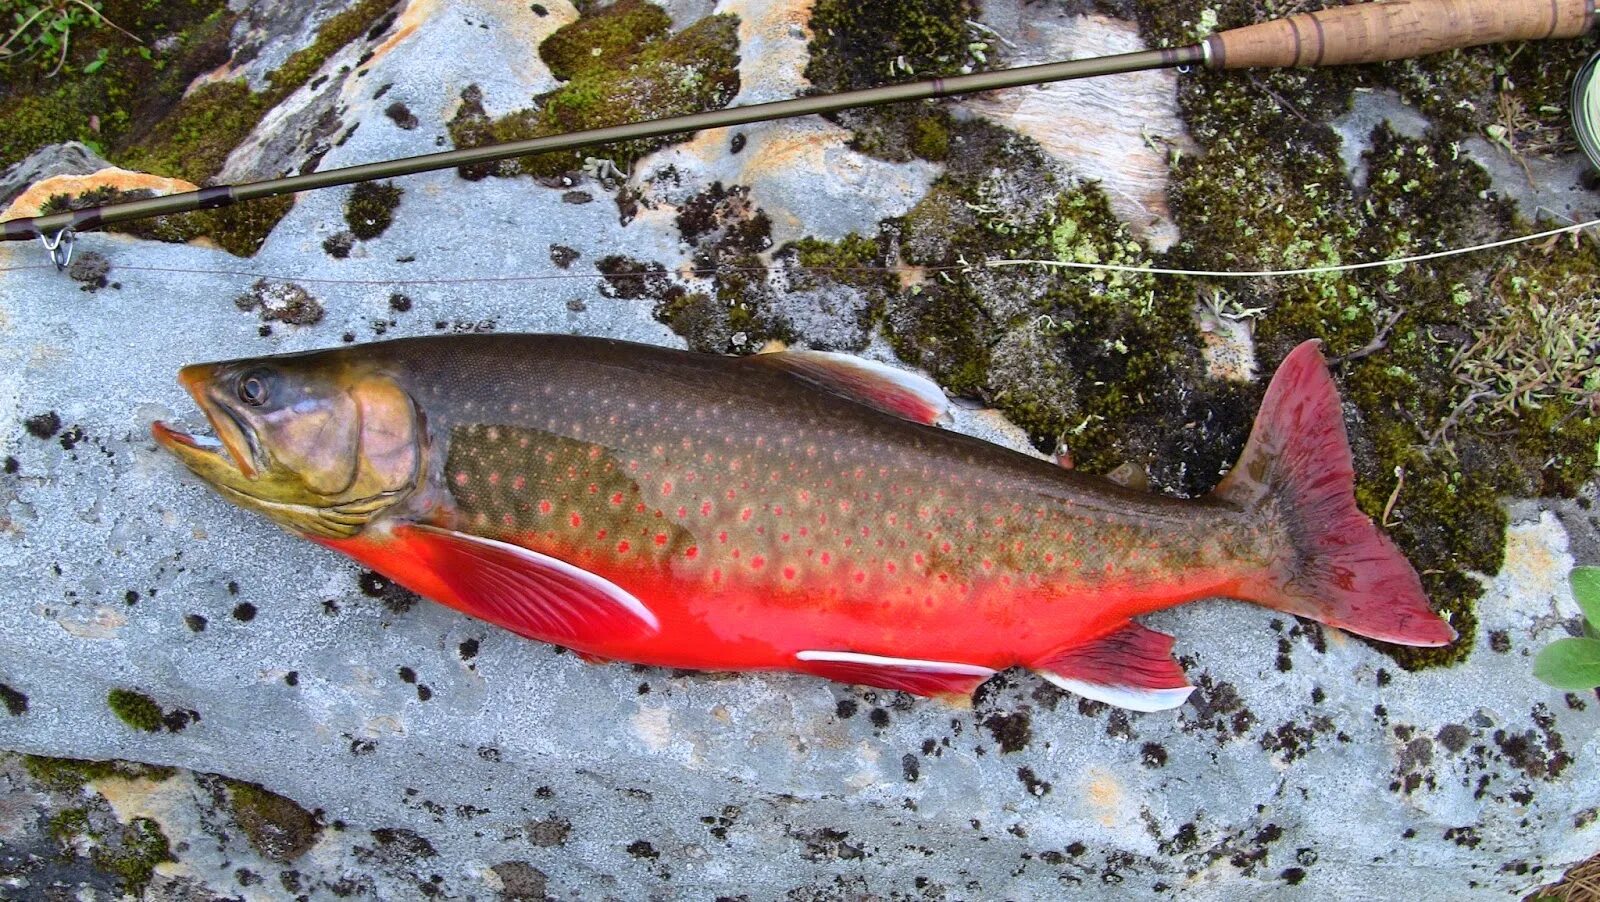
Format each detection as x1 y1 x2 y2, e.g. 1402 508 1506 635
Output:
153 351 425 539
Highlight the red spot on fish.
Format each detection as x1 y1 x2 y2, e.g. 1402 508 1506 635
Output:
588 483 598 494
676 506 687 519
488 472 501 486
886 561 898 574
731 549 742 559
501 514 514 526
941 541 952 554
780 533 791 543
820 552 831 565
512 476 526 490
718 531 728 544
569 513 582 528
711 568 722 583
982 559 994 571
853 571 865 584
726 489 737 500
914 553 925 566
616 540 631 554
454 472 469 486
654 533 667 546
538 500 552 515
701 501 713 516
635 503 647 513
610 492 623 505
685 546 699 559
661 481 673 496
596 529 607 539
740 508 752 522
1045 552 1055 563
783 566 796 580
751 555 765 570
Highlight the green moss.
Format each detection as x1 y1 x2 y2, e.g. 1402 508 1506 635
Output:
1126 0 1600 668
538 0 670 80
0 0 234 170
266 0 398 96
117 80 266 185
92 816 173 896
345 181 404 240
450 12 740 179
802 0 975 163
46 807 92 848
222 778 323 863
107 688 163 733
805 0 975 92
22 755 176 793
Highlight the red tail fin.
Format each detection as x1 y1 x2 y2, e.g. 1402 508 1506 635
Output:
1215 341 1456 647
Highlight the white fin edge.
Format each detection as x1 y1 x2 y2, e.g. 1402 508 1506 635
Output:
412 524 660 631
1039 672 1195 713
797 649 995 677
780 350 952 424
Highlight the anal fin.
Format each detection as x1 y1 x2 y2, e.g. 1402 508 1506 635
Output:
796 650 995 699
1032 622 1193 712
391 524 659 646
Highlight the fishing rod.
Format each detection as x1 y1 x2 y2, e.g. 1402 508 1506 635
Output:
2 0 1597 264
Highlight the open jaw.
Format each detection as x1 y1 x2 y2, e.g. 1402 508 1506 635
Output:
151 367 261 482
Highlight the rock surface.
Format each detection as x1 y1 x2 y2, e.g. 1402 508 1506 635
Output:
1 0 1598 899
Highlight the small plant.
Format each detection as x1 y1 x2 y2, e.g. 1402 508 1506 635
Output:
1534 566 1600 690
0 0 138 77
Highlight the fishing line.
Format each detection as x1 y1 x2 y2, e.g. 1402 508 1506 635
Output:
0 217 1594 285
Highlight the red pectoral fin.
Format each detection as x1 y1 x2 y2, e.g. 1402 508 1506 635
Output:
1032 622 1193 712
796 650 996 699
327 525 658 645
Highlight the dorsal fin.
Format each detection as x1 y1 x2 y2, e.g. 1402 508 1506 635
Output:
749 349 950 426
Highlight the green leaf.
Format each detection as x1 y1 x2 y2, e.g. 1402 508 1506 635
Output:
1572 566 1600 626
1533 638 1600 690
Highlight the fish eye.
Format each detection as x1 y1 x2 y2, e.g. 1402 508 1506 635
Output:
237 371 271 407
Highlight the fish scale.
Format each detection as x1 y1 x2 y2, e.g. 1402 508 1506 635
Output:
155 334 1456 710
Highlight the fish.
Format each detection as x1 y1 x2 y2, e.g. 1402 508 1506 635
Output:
152 335 1454 711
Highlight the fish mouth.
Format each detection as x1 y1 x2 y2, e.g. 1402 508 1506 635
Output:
151 364 261 481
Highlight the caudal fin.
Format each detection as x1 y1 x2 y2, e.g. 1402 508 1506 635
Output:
1215 341 1456 647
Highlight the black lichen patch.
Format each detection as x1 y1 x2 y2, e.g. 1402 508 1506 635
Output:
323 231 356 258
491 861 549 900
366 827 437 861
0 682 28 716
358 569 419 614
220 777 323 863
235 278 325 326
527 817 570 847
384 101 419 130
24 411 62 439
1180 673 1256 743
448 8 739 180
344 181 403 240
626 839 659 860
231 602 257 622
184 613 208 632
550 245 580 268
1140 742 1168 769
792 826 866 861
596 255 672 300
1016 766 1052 797
981 711 1032 754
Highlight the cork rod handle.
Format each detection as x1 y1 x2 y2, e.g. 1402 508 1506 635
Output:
1206 0 1596 69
